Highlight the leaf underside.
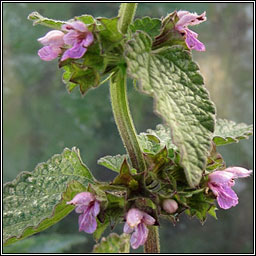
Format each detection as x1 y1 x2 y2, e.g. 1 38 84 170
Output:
3 147 94 246
213 118 253 146
125 31 216 187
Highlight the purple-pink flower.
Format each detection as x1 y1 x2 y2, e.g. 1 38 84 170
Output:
175 10 206 51
208 167 252 209
67 192 100 234
61 21 94 61
37 30 65 61
37 21 94 62
123 208 155 249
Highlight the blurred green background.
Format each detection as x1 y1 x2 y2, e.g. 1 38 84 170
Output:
3 2 253 254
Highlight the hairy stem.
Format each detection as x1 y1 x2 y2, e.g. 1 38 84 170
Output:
144 226 160 253
114 3 160 253
110 66 145 173
118 3 138 34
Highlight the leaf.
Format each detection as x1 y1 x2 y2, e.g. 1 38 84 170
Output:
3 233 87 253
213 118 253 146
112 159 138 190
27 11 65 29
97 17 123 53
97 154 127 173
74 15 95 25
3 147 95 246
62 63 100 95
93 233 130 253
185 192 215 223
62 65 78 93
139 124 178 156
125 31 216 187
93 219 110 242
130 17 161 40
206 143 226 172
137 133 162 154
82 42 106 71
70 64 100 95
97 17 123 43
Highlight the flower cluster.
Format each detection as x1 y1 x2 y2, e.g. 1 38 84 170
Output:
38 21 93 61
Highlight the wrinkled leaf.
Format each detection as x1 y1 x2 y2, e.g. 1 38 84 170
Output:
3 147 94 246
213 118 253 146
130 17 161 39
125 32 216 187
93 233 130 253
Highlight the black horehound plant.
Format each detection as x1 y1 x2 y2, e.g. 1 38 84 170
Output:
3 3 253 253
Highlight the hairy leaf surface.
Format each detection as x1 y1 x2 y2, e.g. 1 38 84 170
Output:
213 118 253 146
3 147 94 245
125 32 216 187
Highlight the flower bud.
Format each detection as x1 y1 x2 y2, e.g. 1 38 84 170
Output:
163 199 178 214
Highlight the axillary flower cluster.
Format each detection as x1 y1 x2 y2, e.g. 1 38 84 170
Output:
37 21 93 61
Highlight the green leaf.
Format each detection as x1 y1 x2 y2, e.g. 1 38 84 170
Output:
3 147 95 246
83 42 106 71
3 233 87 253
130 17 161 40
70 64 100 95
27 11 65 29
125 32 216 188
213 118 253 146
97 154 127 173
139 124 178 155
97 17 123 43
74 14 95 25
62 63 100 95
206 143 226 172
185 192 215 223
137 133 162 154
113 159 138 190
93 233 130 253
97 17 123 53
62 65 78 93
207 205 218 220
93 219 110 242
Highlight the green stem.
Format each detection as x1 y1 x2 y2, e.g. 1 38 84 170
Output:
118 3 138 34
110 66 145 173
113 3 160 253
144 226 160 253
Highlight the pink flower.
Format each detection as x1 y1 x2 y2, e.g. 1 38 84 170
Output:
123 208 155 249
37 30 65 61
175 10 206 51
208 167 252 209
61 21 94 61
67 192 100 234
